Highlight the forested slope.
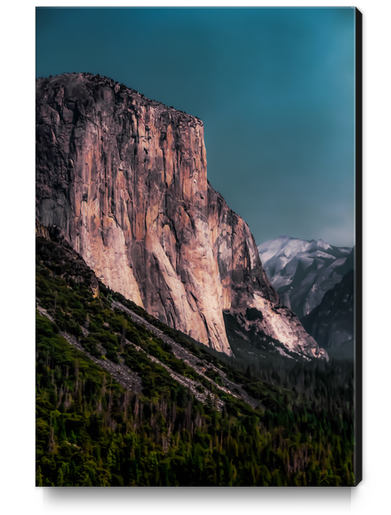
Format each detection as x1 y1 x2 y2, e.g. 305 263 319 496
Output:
36 233 356 486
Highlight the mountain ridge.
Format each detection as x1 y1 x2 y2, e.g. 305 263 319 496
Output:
301 267 354 358
36 72 326 361
258 236 352 319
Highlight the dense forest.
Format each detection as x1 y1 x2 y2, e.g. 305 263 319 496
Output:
36 234 356 486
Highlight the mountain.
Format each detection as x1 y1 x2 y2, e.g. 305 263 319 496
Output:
257 236 353 319
36 73 326 361
301 267 354 360
35 227 356 486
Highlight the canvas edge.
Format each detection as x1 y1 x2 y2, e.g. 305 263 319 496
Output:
354 6 363 487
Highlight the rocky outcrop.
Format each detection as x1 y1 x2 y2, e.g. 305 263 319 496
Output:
36 73 327 359
208 187 327 359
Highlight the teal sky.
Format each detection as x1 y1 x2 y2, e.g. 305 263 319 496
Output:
36 7 356 247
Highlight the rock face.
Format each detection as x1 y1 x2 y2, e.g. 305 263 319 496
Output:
301 263 354 351
36 73 326 359
258 236 353 319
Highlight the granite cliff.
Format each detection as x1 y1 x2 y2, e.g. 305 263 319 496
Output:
36 73 327 360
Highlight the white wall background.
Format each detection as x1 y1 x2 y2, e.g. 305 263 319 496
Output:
1 1 390 514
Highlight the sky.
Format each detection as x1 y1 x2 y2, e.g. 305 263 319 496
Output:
36 7 356 247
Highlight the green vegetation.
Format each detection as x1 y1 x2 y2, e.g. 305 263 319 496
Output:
36 236 356 486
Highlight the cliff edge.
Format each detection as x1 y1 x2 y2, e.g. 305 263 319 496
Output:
36 73 327 360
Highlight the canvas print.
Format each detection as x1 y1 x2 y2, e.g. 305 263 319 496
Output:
35 7 362 486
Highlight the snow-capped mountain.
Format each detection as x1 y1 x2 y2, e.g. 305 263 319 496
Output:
258 236 353 319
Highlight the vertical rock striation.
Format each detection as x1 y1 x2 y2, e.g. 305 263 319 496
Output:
36 73 326 359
